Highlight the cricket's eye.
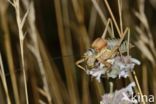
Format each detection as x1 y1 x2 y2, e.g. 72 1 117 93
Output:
91 37 107 51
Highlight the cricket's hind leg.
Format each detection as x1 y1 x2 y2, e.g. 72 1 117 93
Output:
101 18 115 39
105 27 130 58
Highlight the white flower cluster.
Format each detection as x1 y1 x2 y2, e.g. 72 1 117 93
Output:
79 41 141 104
100 82 137 104
86 56 140 82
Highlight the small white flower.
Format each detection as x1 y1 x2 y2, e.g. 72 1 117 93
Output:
87 63 106 82
108 56 141 79
85 56 140 81
119 70 128 78
100 82 137 104
131 58 141 65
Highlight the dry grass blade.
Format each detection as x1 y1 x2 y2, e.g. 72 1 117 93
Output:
88 0 98 40
38 36 66 104
135 0 156 97
72 0 107 103
93 80 105 101
28 64 40 104
0 0 155 103
142 63 148 95
135 0 156 61
135 40 154 63
54 0 80 103
71 0 90 49
0 52 11 104
118 1 145 103
38 100 46 104
8 0 29 103
22 1 52 103
70 0 92 103
0 0 20 103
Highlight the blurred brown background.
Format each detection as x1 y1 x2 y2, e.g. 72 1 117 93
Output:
0 0 156 104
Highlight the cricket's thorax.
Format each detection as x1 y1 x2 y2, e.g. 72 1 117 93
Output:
96 48 112 61
86 56 96 69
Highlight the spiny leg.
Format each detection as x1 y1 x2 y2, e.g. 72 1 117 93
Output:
119 28 130 56
126 27 130 56
106 27 130 58
101 18 115 39
116 27 130 56
119 27 130 56
115 27 130 50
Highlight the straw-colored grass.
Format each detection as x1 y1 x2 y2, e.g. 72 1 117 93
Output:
0 0 155 103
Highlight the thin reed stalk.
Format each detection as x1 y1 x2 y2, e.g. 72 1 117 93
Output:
38 35 66 104
71 0 106 103
54 0 80 103
21 1 52 103
70 0 91 103
28 66 40 104
88 0 98 40
8 0 29 103
0 53 11 104
93 80 105 101
0 0 20 103
142 62 148 95
61 0 83 102
135 0 156 97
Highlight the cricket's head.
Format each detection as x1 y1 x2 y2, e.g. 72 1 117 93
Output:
84 48 96 57
84 48 97 68
92 37 107 51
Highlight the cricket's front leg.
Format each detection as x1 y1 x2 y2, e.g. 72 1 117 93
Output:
76 58 87 71
101 61 112 74
102 61 112 69
97 58 112 72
